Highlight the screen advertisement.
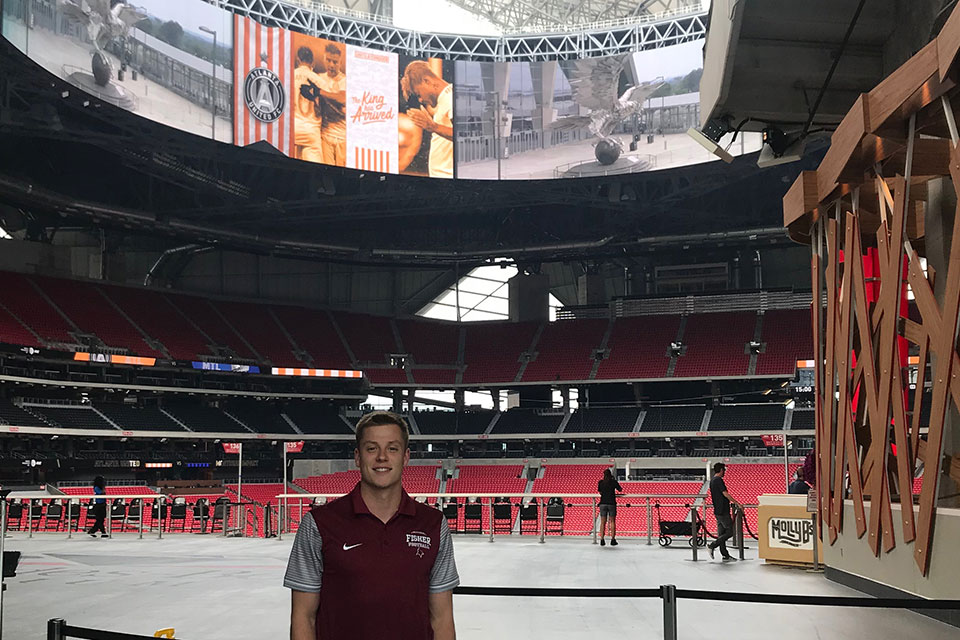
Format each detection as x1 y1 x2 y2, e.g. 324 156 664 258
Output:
233 15 454 177
1 1 755 181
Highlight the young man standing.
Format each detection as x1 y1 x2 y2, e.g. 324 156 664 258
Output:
707 462 741 561
284 411 459 640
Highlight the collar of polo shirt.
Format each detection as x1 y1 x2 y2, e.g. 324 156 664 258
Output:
349 483 417 519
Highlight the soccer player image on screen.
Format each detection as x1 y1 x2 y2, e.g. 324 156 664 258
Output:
401 60 454 179
316 43 347 167
294 46 325 163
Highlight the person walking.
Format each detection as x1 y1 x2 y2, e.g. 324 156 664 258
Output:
597 468 623 547
708 463 741 560
87 476 108 538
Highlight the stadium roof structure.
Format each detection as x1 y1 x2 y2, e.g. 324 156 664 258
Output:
444 0 703 33
0 34 822 268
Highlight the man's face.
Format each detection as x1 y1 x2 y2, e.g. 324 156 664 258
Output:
413 81 439 108
717 468 725 478
325 51 341 75
355 423 409 490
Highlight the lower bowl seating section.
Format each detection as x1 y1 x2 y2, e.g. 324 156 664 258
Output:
93 403 188 431
565 407 640 433
616 481 706 537
402 466 442 494
640 405 706 432
704 463 800 535
226 483 295 537
162 401 249 433
283 402 354 435
708 404 786 432
290 471 360 532
446 465 526 533
532 464 610 536
25 406 118 430
489 409 562 435
0 399 51 427
413 410 493 435
44 485 159 533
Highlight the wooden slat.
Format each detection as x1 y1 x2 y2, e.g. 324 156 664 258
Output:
818 96 870 205
810 233 826 537
866 40 939 133
784 171 820 229
831 213 867 538
849 214 887 555
822 218 840 537
913 142 960 575
939 0 960 81
866 176 907 556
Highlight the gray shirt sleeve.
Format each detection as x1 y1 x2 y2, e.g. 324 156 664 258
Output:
429 518 460 593
283 513 323 592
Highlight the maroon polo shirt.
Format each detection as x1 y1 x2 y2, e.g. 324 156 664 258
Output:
309 483 449 640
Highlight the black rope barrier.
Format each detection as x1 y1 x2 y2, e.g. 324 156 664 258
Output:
453 586 960 610
48 619 168 640
673 589 960 609
454 586 661 598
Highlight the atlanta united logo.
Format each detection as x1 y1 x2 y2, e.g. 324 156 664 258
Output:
243 66 285 123
406 531 432 558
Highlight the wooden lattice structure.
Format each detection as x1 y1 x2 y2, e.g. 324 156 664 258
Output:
783 5 960 576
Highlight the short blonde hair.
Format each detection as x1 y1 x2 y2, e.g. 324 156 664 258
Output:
355 411 409 449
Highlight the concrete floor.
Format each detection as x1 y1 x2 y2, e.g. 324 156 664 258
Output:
3 533 957 639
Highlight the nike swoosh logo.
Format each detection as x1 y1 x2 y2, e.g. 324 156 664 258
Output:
342 543 363 551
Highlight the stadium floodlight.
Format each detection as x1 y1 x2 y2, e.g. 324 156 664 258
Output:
757 126 805 168
686 117 734 163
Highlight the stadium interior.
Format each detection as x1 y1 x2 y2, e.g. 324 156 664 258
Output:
0 0 959 639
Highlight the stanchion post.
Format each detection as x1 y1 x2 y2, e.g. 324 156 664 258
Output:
488 500 494 543
646 498 653 545
28 498 33 539
66 499 73 540
661 584 678 640
539 501 545 544
47 618 66 640
690 505 698 561
106 501 112 538
157 497 164 540
591 499 598 544
736 506 745 561
139 499 144 540
811 512 820 570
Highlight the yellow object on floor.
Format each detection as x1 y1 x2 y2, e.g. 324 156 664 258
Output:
154 630 175 638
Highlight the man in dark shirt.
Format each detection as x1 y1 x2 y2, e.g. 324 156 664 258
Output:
788 469 810 495
708 463 741 561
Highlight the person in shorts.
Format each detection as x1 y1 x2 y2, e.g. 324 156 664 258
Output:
597 468 623 546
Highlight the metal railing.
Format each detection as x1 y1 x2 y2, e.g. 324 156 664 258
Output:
274 492 720 544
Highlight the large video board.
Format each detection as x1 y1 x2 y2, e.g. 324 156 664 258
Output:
1 0 455 178
1 1 756 181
